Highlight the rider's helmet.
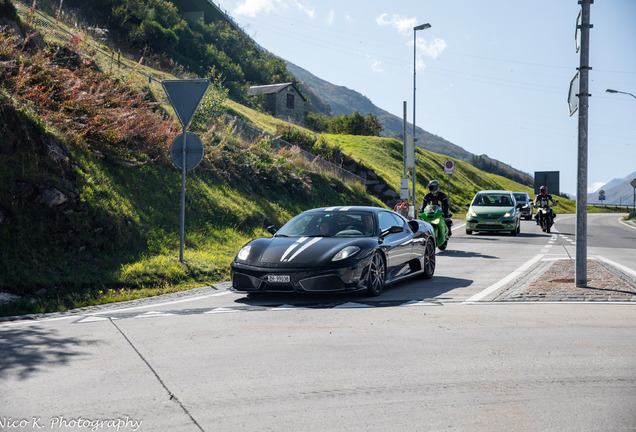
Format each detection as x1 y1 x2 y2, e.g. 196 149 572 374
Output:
428 180 440 194
540 186 547 195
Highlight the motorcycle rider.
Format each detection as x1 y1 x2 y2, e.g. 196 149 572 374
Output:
420 180 453 235
533 185 557 225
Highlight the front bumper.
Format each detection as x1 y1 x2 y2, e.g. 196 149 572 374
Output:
519 206 532 217
230 258 372 294
466 219 518 232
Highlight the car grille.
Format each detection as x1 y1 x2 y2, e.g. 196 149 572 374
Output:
299 275 345 292
476 223 505 229
232 273 262 291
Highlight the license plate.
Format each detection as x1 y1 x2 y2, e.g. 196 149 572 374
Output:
267 275 290 283
485 221 495 225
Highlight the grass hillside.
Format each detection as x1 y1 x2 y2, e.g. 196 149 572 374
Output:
0 0 578 317
0 2 381 316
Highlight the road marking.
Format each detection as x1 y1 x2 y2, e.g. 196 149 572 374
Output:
595 255 636 278
403 300 441 307
334 302 374 308
135 311 175 318
273 304 310 310
463 254 544 303
451 222 465 232
618 217 636 230
89 290 233 315
75 316 114 323
205 307 240 314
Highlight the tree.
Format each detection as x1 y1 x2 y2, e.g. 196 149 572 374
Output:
326 111 383 136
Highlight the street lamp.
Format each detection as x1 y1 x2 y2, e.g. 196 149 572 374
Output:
606 88 636 100
606 89 636 213
412 22 431 217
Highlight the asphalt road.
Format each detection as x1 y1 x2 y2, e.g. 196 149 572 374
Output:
1 214 635 432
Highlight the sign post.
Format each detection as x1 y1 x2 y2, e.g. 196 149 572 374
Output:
631 178 636 212
443 160 455 207
162 79 210 263
573 1 592 287
598 189 605 210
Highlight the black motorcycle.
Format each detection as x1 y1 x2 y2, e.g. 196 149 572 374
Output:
536 202 558 233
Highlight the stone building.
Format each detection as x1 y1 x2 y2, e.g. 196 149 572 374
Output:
247 83 306 126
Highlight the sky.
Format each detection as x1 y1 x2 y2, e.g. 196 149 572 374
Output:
214 0 636 196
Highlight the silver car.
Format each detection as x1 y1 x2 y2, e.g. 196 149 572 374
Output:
513 192 533 220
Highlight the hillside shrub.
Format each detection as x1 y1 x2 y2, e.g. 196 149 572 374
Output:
275 125 316 152
327 111 383 136
0 28 176 163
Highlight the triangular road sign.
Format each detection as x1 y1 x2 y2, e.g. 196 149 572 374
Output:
162 79 210 127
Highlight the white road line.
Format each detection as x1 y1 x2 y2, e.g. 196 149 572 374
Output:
91 290 232 315
451 221 465 231
1 290 234 326
594 255 636 278
463 254 544 303
618 217 636 230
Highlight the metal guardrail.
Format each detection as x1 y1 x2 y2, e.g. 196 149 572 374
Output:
590 203 635 210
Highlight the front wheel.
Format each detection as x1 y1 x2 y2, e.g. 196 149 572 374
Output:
366 252 386 296
421 237 436 279
466 229 473 235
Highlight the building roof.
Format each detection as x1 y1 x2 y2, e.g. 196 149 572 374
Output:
247 83 306 100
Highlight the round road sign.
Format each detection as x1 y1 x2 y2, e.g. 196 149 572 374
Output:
443 160 455 174
170 132 204 171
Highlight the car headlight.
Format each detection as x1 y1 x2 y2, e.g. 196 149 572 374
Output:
469 212 477 218
504 212 512 218
237 245 251 261
332 246 360 261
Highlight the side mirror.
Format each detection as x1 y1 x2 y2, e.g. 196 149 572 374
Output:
266 225 278 235
381 225 404 237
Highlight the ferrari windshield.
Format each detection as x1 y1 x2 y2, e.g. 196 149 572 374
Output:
276 211 376 237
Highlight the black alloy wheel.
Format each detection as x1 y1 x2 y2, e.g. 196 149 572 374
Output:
421 237 436 279
366 252 386 296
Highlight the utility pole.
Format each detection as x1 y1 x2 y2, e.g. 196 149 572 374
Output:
413 23 431 219
575 0 592 287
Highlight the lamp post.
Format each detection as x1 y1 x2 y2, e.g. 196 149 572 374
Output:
412 23 431 218
606 89 636 212
606 88 636 100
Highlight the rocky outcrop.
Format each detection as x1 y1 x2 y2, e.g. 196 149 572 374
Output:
38 186 68 207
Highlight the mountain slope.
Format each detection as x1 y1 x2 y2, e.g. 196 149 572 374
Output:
587 171 636 205
286 60 533 187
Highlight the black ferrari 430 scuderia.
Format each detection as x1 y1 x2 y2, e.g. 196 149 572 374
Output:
231 206 436 296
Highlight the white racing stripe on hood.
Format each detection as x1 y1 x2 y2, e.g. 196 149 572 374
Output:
280 237 308 262
324 206 352 212
287 237 322 262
